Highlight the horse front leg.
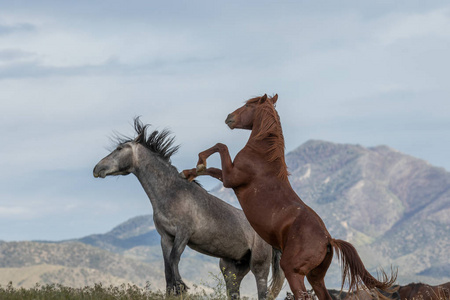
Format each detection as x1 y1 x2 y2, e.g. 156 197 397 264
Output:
180 144 226 182
170 233 191 295
161 233 190 295
180 167 223 182
197 143 241 188
195 143 223 173
161 235 176 294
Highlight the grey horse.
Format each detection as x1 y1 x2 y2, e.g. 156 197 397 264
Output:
93 118 284 299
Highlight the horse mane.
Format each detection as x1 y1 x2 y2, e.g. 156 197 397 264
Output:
246 95 289 181
114 117 180 162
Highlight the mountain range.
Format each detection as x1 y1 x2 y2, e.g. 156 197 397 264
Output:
1 140 448 296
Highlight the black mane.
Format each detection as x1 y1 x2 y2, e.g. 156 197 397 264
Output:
115 117 180 162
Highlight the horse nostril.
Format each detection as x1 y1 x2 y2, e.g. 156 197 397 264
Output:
225 114 234 124
93 165 106 178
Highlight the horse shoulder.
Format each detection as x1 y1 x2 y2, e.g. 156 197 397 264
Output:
233 147 265 173
152 194 198 237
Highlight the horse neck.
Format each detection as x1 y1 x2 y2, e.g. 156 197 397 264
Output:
246 130 269 153
246 114 289 181
247 107 283 149
132 146 179 212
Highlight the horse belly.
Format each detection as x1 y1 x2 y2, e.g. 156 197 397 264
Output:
236 185 310 250
187 233 250 261
237 201 285 248
189 213 252 252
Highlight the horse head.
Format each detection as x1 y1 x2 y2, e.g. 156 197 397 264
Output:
225 94 278 130
93 141 136 178
93 117 178 179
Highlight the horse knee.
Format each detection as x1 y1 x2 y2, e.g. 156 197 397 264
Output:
215 143 227 151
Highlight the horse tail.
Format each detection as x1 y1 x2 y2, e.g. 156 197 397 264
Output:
268 247 285 299
330 239 397 294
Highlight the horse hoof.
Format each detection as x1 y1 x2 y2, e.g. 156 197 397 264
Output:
196 164 206 173
179 171 187 179
285 292 294 300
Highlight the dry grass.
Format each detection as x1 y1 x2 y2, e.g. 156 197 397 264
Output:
0 279 233 300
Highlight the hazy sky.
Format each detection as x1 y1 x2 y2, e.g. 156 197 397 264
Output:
1 1 449 241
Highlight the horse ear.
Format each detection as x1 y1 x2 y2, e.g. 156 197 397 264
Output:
272 94 278 104
259 94 268 104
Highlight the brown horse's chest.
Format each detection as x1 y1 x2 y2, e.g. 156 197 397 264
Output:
233 148 276 176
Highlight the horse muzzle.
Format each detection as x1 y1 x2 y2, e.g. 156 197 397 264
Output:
93 165 107 178
225 114 235 129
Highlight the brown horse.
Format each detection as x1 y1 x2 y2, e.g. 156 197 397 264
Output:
182 94 397 300
398 282 450 300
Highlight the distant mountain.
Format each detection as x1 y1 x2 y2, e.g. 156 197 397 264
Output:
75 215 160 254
1 140 448 293
0 241 165 289
211 140 450 286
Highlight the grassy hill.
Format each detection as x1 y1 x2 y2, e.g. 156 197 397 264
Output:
0 241 166 289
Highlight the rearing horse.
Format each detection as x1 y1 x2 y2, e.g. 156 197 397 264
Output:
182 94 397 300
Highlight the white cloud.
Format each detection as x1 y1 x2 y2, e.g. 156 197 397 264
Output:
0 48 36 62
378 7 450 45
0 206 31 218
1 1 450 241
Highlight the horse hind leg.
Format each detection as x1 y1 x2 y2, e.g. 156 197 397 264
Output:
249 246 272 300
283 271 310 300
280 240 332 300
306 247 333 300
220 258 250 300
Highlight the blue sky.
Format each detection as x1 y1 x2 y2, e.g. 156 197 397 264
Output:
1 1 449 241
